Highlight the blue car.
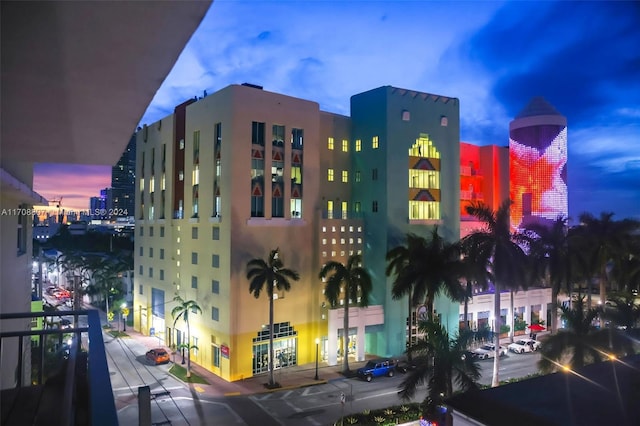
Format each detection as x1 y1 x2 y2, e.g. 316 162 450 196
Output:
357 358 396 382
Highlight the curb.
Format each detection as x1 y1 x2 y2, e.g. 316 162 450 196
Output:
255 378 329 394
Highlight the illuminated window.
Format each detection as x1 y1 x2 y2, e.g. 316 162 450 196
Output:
342 170 348 183
342 139 348 152
327 201 334 219
192 165 199 185
355 171 361 183
322 238 327 245
328 169 334 182
179 171 184 181
332 238 337 244
341 201 348 219
328 137 334 150
372 136 379 149
355 139 362 152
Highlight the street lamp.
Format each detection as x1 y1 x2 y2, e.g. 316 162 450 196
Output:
314 338 320 380
121 303 127 332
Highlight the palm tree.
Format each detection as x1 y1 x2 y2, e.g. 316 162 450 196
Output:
247 248 300 387
319 253 372 374
87 254 130 323
398 320 480 420
171 294 202 378
575 213 640 318
389 228 466 322
601 293 640 331
538 296 633 373
459 237 492 330
462 199 529 387
524 215 570 332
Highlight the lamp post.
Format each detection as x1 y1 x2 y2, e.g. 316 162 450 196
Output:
314 338 320 380
121 302 127 331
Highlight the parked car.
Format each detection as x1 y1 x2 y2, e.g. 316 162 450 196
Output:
473 343 508 359
508 338 541 354
357 358 396 382
146 348 170 365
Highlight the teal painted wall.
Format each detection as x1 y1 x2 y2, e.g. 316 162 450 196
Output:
351 86 461 357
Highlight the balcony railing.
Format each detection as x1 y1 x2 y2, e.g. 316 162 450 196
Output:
0 310 118 426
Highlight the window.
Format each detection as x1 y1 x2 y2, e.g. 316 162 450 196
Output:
342 170 348 183
179 171 184 181
140 227 144 237
328 169 334 182
149 247 153 258
212 254 220 268
355 171 361 183
212 280 220 294
212 307 219 321
160 226 165 237
372 168 378 180
355 201 361 213
191 276 198 289
179 139 185 150
212 227 220 240
139 285 143 295
160 270 164 280
193 130 200 164
139 246 143 256
191 252 198 265
342 139 348 152
327 200 334 219
342 201 348 219
149 267 153 278
372 136 379 149
402 110 410 121
192 227 198 239
139 265 143 275
355 139 362 152
373 201 378 212
252 121 265 145
160 248 164 260
149 226 154 237
327 137 334 150
272 124 284 146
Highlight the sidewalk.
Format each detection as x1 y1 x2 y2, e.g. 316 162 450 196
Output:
110 320 368 398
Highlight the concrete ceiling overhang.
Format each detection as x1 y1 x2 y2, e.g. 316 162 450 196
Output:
1 0 211 166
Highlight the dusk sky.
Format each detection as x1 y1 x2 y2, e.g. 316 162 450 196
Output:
34 1 639 221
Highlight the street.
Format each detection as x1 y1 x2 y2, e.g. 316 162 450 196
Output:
105 334 541 426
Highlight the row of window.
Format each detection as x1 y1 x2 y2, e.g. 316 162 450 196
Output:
139 226 221 240
321 225 363 233
322 237 362 245
322 249 362 258
327 136 379 152
327 169 379 183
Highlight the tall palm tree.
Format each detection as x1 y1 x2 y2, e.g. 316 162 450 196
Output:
601 293 640 331
459 237 492 330
389 228 466 323
462 199 529 387
171 294 202 378
247 248 300 387
538 296 633 373
319 253 372 374
524 215 570 332
398 320 480 420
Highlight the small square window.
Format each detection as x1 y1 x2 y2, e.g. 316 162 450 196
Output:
402 110 410 121
441 116 448 126
212 280 220 294
192 276 198 289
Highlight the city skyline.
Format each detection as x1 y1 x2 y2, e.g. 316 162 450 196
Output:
33 1 639 220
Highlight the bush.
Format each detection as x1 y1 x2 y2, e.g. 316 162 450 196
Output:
335 403 423 425
500 324 511 334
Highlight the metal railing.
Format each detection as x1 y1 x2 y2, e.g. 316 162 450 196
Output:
0 310 118 426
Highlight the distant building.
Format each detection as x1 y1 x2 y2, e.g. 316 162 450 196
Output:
509 97 568 230
111 133 136 219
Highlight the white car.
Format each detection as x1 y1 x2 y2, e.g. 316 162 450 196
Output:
473 343 508 359
508 338 541 354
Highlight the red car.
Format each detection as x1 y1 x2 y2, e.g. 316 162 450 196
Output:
146 348 170 365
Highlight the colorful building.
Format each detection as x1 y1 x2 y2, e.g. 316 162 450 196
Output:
509 97 568 230
133 84 463 381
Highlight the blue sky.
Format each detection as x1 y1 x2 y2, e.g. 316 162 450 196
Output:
37 1 640 220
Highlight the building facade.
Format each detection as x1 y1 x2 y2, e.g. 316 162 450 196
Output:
133 84 464 381
509 97 568 230
111 134 137 219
